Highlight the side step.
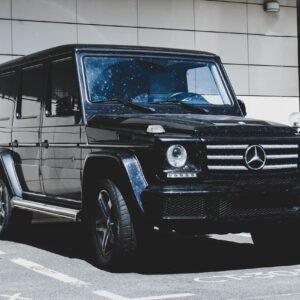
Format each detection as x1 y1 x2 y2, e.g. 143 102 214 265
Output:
12 197 80 222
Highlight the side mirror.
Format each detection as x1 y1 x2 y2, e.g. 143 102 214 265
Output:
237 99 247 116
55 96 75 116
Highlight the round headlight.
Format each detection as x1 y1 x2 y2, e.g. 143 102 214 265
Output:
166 144 187 168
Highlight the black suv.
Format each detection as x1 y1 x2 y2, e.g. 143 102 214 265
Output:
0 44 300 269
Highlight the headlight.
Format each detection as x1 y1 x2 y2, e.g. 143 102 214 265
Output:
166 144 187 168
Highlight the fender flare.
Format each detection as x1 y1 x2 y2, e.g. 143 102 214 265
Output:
0 149 22 198
82 150 148 216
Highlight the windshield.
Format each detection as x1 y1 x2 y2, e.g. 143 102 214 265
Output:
83 56 233 108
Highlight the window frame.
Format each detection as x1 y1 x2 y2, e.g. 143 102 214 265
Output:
16 64 45 120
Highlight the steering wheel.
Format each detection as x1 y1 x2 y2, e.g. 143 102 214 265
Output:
168 92 209 104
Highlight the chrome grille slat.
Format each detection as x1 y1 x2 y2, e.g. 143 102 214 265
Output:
263 164 298 170
266 154 298 159
207 145 248 150
208 166 248 171
206 143 299 172
260 144 298 149
207 155 243 160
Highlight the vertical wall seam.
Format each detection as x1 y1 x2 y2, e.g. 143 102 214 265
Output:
193 0 196 50
246 0 250 96
136 0 139 45
10 0 13 56
75 0 78 43
298 0 300 105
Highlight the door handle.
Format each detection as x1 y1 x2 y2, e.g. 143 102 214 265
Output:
10 140 18 147
41 140 49 149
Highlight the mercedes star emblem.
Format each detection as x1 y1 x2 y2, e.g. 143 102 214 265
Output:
245 145 266 170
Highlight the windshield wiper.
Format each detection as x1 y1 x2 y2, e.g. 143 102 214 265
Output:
101 98 155 113
156 99 209 114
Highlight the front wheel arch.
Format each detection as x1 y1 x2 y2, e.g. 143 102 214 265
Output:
81 153 148 226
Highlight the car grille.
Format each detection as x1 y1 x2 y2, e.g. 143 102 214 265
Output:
206 143 299 172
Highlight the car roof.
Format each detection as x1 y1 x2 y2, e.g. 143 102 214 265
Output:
0 44 218 72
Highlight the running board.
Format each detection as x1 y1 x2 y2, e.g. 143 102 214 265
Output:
12 197 80 222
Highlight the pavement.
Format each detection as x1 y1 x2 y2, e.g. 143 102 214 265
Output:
1 218 300 300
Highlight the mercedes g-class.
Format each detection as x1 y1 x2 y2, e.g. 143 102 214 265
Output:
0 45 300 269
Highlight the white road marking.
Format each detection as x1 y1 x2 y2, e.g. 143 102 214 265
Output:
94 290 194 300
229 292 300 299
237 233 251 238
0 293 31 300
0 251 6 255
11 258 89 288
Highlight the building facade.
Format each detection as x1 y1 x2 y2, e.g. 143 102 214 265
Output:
0 0 298 124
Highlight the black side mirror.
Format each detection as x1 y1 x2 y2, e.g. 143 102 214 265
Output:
237 99 247 116
55 96 75 116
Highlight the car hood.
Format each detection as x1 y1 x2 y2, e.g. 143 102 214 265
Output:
86 114 297 142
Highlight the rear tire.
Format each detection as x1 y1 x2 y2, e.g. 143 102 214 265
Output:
90 179 137 270
0 178 32 239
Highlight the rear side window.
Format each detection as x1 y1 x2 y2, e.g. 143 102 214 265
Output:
49 59 79 117
0 72 16 125
19 65 44 120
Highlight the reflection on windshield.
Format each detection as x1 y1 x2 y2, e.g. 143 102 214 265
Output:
84 56 232 107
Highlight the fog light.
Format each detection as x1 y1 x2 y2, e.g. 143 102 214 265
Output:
167 172 197 178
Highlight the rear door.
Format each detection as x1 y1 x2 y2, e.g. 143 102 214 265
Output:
41 58 82 206
12 65 44 195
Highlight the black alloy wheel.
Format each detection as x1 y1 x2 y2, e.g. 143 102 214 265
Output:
91 179 137 270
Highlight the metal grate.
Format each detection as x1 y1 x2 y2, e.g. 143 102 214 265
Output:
218 200 297 218
206 143 299 172
162 197 206 218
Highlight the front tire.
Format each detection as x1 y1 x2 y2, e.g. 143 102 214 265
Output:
91 179 137 270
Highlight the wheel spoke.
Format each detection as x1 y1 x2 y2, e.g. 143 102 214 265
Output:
101 228 110 253
0 208 4 220
0 184 5 224
95 189 115 256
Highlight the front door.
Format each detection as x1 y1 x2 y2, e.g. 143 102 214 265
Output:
41 58 82 205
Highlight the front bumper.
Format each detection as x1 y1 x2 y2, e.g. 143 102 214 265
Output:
141 182 300 233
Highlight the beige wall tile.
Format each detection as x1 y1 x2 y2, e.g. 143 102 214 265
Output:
0 0 11 18
138 28 195 49
249 66 298 96
196 32 248 64
0 20 12 54
248 4 297 36
138 0 194 30
195 0 247 33
241 96 299 125
78 25 138 45
249 35 297 67
12 0 76 22
12 21 76 55
77 0 137 26
225 64 249 95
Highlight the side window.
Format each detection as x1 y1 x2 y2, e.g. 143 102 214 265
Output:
0 72 16 126
48 59 80 119
19 65 44 124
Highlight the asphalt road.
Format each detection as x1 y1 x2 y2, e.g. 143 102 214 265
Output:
1 218 300 300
